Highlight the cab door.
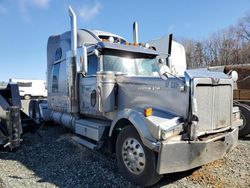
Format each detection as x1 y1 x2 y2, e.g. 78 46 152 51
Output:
79 54 100 116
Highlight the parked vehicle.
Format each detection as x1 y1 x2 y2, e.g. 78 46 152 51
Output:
209 64 250 138
30 7 242 186
0 84 39 150
10 78 47 100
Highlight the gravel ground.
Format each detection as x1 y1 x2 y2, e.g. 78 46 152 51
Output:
0 125 249 188
0 100 249 187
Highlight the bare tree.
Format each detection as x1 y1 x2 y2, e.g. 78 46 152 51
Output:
193 42 205 67
237 13 250 42
179 12 250 67
180 38 196 68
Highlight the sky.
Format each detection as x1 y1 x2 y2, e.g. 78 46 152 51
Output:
0 0 249 82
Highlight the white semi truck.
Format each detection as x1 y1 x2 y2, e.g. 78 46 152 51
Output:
30 7 242 186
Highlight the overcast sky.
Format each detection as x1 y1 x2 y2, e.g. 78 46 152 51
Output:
0 0 249 81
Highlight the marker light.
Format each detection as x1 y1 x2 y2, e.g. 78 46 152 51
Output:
108 36 114 43
144 108 153 117
144 43 150 48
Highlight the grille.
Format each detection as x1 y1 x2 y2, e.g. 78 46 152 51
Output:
195 84 232 133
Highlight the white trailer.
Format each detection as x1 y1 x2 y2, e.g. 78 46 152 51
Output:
9 78 47 100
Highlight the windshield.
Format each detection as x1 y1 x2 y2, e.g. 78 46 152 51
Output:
103 54 159 76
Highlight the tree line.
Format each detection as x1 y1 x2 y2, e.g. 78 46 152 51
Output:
180 13 250 68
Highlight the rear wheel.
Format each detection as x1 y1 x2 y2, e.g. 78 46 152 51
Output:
29 100 43 124
116 126 161 186
29 100 36 119
0 122 8 145
237 104 250 138
24 95 31 100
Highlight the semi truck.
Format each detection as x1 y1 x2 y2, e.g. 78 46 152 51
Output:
209 64 250 138
10 78 47 100
31 7 242 186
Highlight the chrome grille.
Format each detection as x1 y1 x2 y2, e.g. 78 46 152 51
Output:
195 85 232 133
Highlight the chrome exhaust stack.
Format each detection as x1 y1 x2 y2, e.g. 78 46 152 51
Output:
133 22 138 44
68 6 78 114
69 6 77 56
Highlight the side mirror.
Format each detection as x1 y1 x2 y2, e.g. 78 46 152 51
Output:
230 70 238 82
159 65 171 79
81 45 88 75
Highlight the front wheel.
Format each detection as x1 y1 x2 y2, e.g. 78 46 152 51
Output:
116 126 161 186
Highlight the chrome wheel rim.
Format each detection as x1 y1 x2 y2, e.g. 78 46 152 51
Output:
122 137 146 175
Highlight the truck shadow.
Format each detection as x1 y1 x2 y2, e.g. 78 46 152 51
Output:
0 124 196 188
241 134 250 141
0 124 138 187
150 168 197 188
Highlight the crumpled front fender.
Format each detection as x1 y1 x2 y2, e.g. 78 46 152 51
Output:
109 107 182 151
109 108 160 150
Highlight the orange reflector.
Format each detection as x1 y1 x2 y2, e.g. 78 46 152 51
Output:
144 108 153 117
125 42 129 46
102 39 107 42
133 43 138 46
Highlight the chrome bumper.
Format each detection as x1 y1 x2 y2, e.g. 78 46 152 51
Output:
156 128 238 174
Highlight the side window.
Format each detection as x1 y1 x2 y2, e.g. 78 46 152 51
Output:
17 82 32 87
52 63 60 93
87 55 98 75
55 48 62 61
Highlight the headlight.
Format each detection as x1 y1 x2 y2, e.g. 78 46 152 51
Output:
232 106 241 121
161 130 174 140
146 115 183 140
161 123 183 140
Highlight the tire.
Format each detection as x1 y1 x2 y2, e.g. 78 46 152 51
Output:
29 100 43 124
116 126 161 186
237 104 250 138
29 100 36 119
24 95 31 100
0 121 8 134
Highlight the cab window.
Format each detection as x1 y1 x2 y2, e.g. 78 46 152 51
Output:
87 55 98 75
52 63 60 92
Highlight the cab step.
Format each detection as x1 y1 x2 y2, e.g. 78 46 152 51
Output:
71 136 97 150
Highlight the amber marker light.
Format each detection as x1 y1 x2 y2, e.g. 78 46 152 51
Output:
144 108 153 117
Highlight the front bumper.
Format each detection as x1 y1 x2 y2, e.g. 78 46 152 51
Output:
156 127 238 174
